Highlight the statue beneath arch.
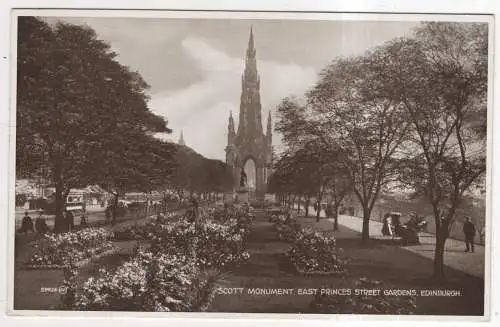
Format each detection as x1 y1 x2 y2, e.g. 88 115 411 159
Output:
240 168 247 187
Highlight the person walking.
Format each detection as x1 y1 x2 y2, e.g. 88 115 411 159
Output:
19 211 34 234
80 212 88 227
382 213 392 236
35 210 48 234
65 211 75 232
463 217 476 253
35 216 49 234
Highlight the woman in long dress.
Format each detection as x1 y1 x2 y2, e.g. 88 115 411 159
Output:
382 214 393 236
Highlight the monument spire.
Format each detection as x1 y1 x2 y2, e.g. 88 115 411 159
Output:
248 25 255 51
225 26 273 201
238 26 262 137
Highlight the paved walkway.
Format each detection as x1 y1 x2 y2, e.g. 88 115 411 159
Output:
336 215 485 278
297 210 485 278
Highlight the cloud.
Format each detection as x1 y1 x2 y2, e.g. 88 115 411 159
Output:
149 36 317 160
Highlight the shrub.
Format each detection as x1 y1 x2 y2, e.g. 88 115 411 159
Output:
112 225 155 241
68 250 208 311
287 228 348 274
274 214 301 242
29 228 113 266
186 268 222 312
150 219 250 269
62 250 221 312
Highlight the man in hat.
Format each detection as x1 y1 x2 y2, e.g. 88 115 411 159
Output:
35 209 49 234
20 211 34 234
463 217 476 253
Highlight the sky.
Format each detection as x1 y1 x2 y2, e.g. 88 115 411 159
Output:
46 16 418 160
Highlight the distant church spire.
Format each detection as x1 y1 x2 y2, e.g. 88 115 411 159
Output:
228 111 235 144
178 130 185 146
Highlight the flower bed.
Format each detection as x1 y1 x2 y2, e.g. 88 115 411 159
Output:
112 225 153 241
150 219 250 269
272 212 301 242
208 204 254 232
310 278 417 314
111 211 186 241
28 228 113 268
65 250 219 312
287 229 348 275
26 248 117 270
275 221 301 242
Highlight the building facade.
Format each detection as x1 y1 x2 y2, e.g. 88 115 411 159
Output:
225 27 273 200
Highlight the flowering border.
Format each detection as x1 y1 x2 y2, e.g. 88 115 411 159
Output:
24 247 117 270
285 227 350 275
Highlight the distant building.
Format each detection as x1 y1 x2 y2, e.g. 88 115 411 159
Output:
45 185 108 206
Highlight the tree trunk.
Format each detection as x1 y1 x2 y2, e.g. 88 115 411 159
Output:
54 179 67 233
333 204 340 231
163 193 168 214
305 196 310 217
316 194 323 222
112 194 119 225
433 230 446 279
145 193 150 216
297 195 301 213
361 206 371 241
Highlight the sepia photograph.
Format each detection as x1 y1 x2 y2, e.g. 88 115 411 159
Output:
9 10 491 318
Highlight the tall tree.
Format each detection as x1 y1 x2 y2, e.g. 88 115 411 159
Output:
326 162 352 231
307 56 410 240
17 18 170 231
95 133 176 223
273 97 325 215
375 23 488 278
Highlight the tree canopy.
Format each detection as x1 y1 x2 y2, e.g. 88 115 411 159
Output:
16 17 174 230
270 21 488 277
